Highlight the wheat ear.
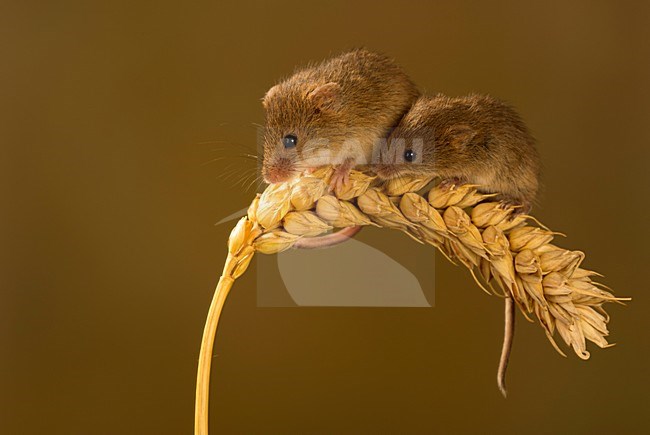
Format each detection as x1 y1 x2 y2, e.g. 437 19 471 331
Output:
195 167 628 434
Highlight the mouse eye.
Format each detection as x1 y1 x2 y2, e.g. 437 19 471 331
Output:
282 134 297 149
404 149 416 162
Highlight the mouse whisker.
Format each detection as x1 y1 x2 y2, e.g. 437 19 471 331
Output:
228 170 256 188
217 162 255 183
216 168 241 183
245 173 265 192
203 151 259 168
239 153 260 161
200 156 229 166
197 137 258 153
197 139 233 145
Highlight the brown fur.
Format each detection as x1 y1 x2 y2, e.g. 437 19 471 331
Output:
261 48 419 183
375 94 541 210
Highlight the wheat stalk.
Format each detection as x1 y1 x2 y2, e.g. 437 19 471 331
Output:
195 167 628 434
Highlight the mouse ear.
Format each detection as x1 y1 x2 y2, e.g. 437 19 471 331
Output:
307 82 341 112
446 125 477 148
262 84 280 109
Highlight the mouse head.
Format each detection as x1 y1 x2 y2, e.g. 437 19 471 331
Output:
374 123 476 180
261 81 347 184
373 123 430 180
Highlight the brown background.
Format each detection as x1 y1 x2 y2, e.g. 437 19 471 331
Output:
2 1 649 434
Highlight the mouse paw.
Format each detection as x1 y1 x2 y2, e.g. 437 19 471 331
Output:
438 176 466 190
330 168 350 192
498 198 531 216
329 160 354 191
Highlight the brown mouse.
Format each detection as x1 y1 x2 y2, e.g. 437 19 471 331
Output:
261 48 419 189
374 93 541 211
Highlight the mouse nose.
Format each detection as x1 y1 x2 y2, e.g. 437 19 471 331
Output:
372 163 394 180
263 158 294 184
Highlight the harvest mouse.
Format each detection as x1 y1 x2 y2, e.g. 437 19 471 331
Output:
261 48 419 189
374 94 541 212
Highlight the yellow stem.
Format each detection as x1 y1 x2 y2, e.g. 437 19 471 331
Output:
195 255 236 435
